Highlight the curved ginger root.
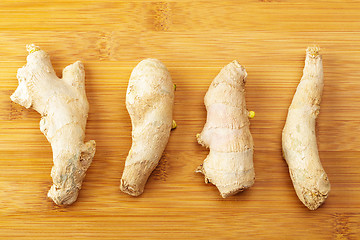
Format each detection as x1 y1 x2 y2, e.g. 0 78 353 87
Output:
120 59 174 196
11 44 96 205
196 61 255 198
282 47 330 210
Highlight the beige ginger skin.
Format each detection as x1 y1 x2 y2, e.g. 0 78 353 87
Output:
11 44 96 205
120 58 174 196
282 47 330 210
196 61 255 198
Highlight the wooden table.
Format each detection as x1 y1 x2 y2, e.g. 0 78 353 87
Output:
0 1 359 239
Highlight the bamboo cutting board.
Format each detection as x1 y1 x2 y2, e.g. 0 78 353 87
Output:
0 0 359 239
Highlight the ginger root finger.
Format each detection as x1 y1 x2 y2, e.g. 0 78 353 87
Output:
11 44 96 206
120 58 174 196
196 61 255 198
282 47 330 210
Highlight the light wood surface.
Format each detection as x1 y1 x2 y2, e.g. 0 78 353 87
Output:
0 1 360 239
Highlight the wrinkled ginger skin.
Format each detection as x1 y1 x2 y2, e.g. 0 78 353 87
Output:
282 47 330 210
196 61 255 198
11 44 96 206
120 58 174 196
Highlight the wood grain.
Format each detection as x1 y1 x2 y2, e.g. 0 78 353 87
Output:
0 0 360 239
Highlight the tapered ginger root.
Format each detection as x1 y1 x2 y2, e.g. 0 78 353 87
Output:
196 61 255 198
11 44 96 205
120 58 174 196
282 47 330 210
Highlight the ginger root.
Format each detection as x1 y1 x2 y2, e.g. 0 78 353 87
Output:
11 44 96 205
196 61 255 198
282 47 330 210
120 58 174 196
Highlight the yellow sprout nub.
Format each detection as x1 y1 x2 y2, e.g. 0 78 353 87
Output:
26 44 41 54
174 84 177 91
248 111 255 119
196 133 200 138
171 120 177 130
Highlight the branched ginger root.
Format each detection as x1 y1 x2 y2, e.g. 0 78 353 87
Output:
11 44 96 205
120 58 174 196
282 47 330 210
196 61 255 198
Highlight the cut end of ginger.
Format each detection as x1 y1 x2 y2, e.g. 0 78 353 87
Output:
306 46 320 57
26 44 41 54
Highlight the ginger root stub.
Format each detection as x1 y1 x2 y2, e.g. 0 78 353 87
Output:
196 61 255 198
120 58 174 196
11 44 96 205
282 47 330 210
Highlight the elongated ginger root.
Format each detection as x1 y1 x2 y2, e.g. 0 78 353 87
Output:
282 47 330 210
196 61 255 198
120 59 174 196
11 44 96 205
